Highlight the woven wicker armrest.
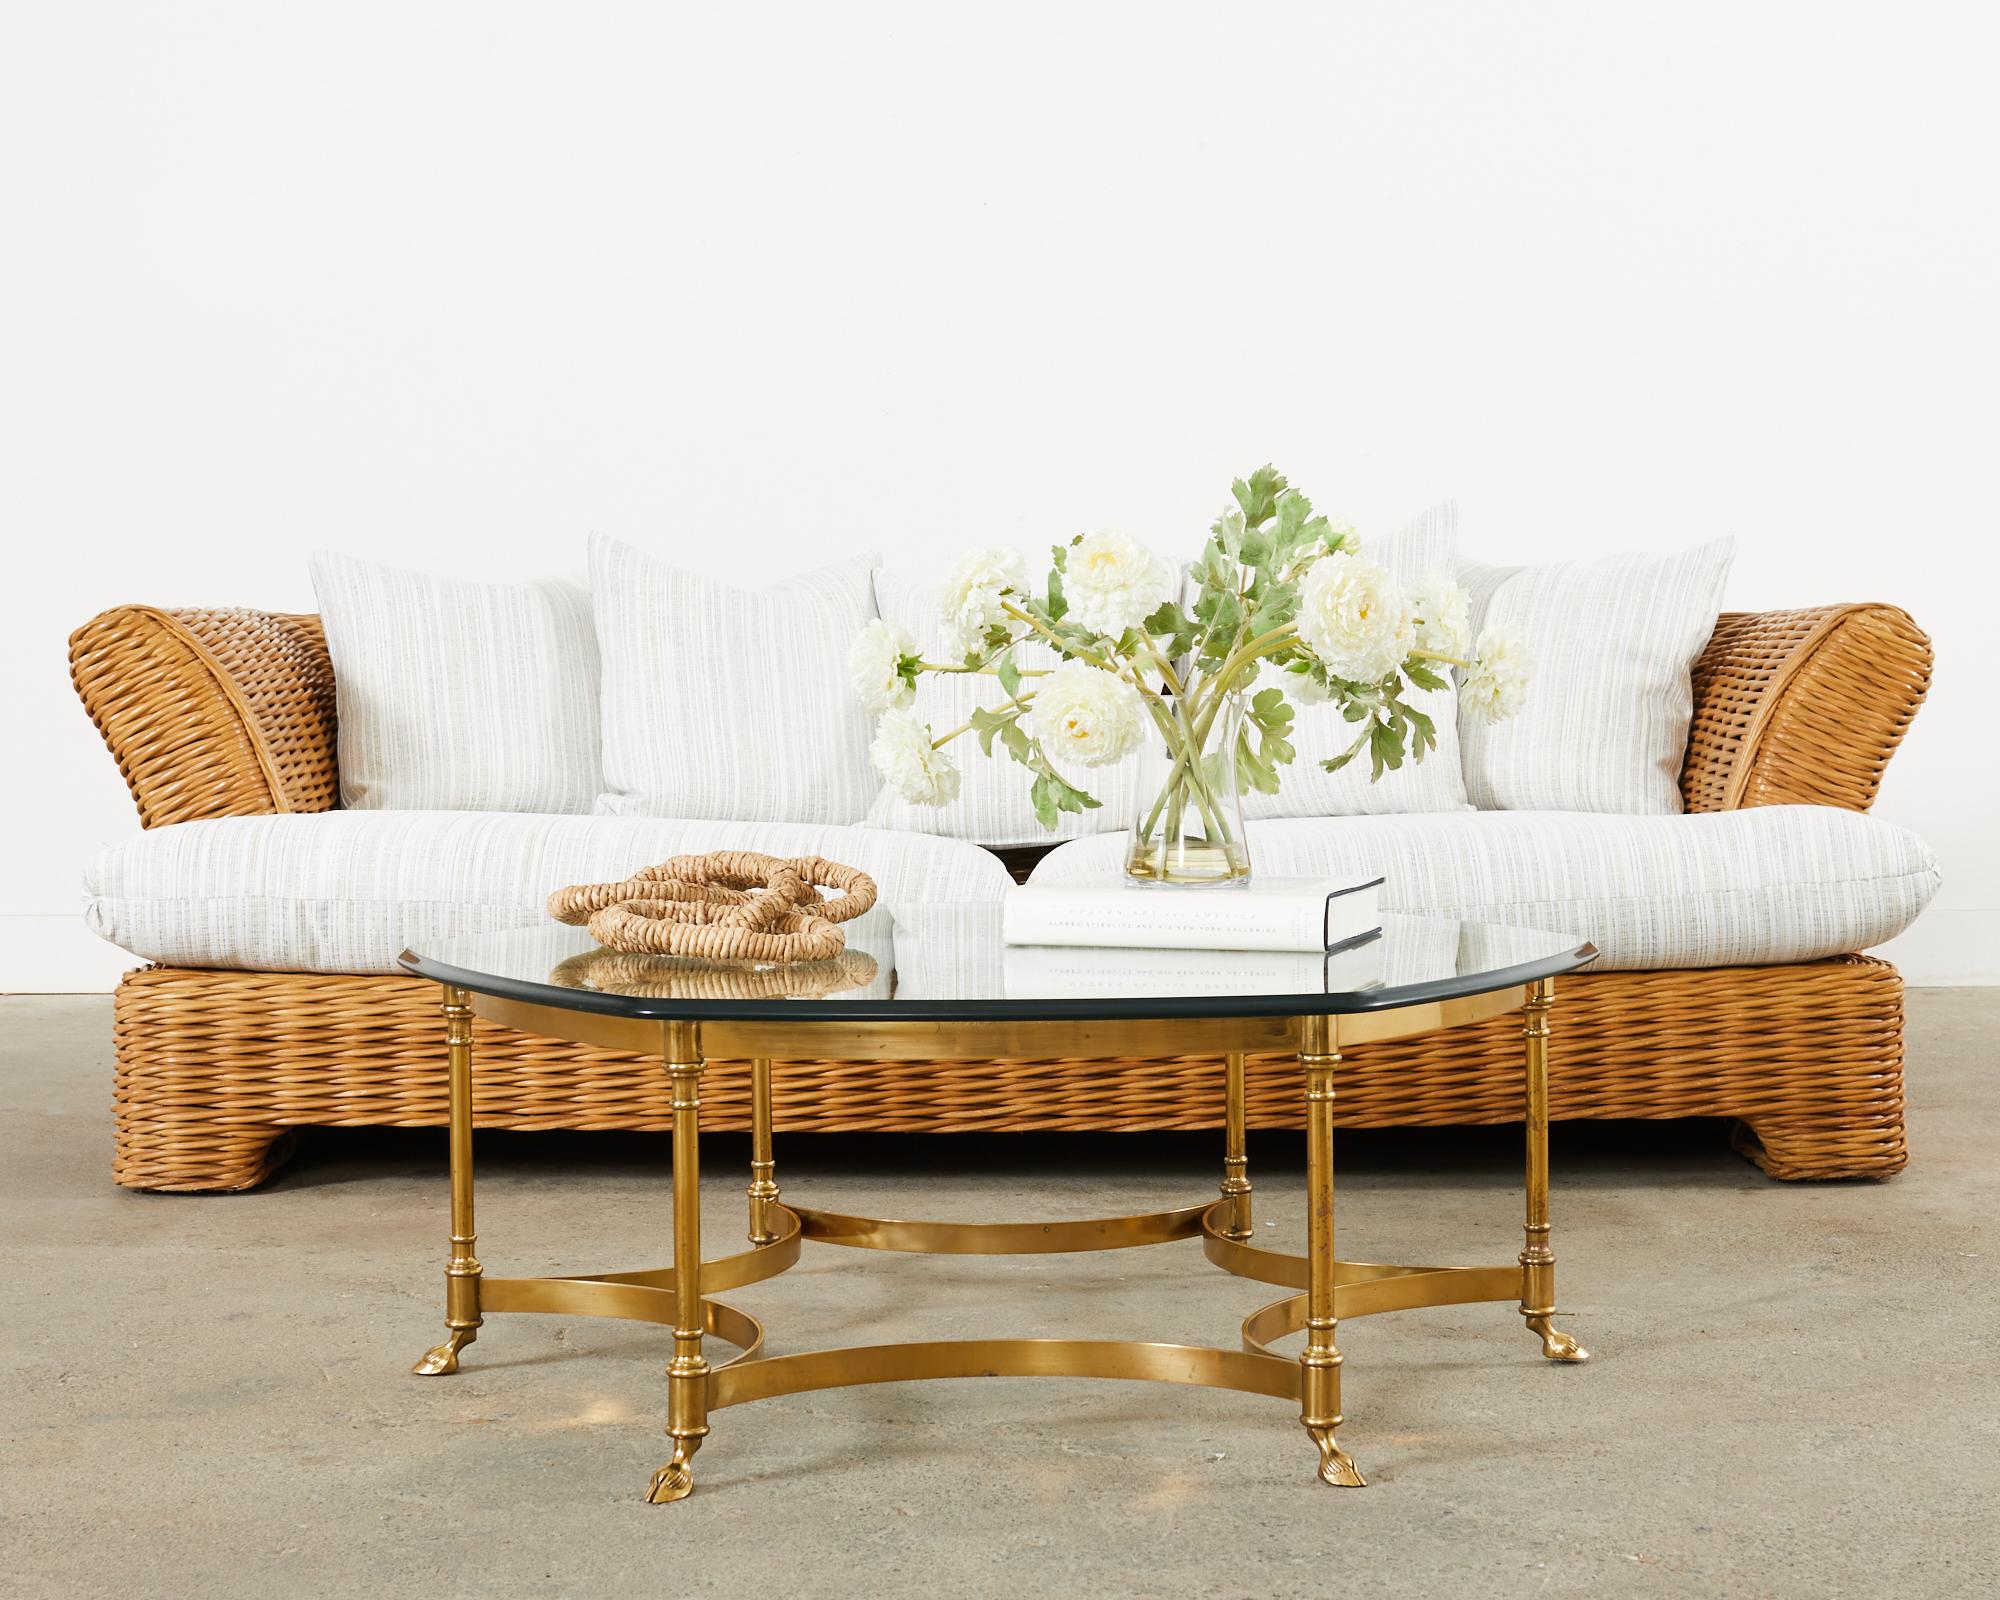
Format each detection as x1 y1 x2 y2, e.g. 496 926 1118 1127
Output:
70 607 339 828
1682 604 1931 813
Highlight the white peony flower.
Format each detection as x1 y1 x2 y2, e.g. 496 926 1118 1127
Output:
870 710 962 806
848 619 917 713
1284 664 1333 704
1062 531 1176 637
1025 660 1148 768
1405 571 1472 660
1460 627 1532 724
940 548 1028 657
1295 552 1414 682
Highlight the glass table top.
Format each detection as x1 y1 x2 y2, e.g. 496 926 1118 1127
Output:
400 906 1596 1023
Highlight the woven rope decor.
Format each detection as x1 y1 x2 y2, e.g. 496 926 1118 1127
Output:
547 851 878 962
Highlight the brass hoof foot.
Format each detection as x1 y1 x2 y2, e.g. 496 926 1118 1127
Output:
1525 1314 1589 1363
411 1330 475 1376
1308 1428 1367 1487
646 1460 695 1504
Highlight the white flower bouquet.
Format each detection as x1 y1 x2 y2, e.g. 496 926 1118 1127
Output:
850 466 1530 884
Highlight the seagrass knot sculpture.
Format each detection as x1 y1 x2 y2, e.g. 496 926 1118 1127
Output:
547 850 878 963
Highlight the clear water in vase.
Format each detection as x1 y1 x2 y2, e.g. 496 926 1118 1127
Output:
1124 686 1251 887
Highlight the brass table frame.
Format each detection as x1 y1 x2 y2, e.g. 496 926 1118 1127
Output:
412 979 1588 1500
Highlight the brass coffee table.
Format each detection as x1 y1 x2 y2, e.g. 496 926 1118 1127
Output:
400 910 1595 1501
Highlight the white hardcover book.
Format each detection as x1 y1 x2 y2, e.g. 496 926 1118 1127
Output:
1001 875 1383 953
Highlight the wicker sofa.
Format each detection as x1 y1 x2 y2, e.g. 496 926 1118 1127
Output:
70 601 1931 1192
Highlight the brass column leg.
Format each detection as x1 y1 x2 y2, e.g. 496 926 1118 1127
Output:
1220 1051 1254 1242
1300 1016 1365 1486
414 984 481 1375
1520 979 1588 1363
648 1020 710 1503
747 1056 780 1246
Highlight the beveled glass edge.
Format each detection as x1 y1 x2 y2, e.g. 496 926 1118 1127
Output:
395 939 1600 1025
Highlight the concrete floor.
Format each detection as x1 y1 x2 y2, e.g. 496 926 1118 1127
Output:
3 995 1996 1600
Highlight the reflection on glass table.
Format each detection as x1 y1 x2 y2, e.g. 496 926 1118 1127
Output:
405 907 1594 1021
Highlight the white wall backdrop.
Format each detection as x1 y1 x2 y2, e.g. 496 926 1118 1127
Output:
4 2 1995 989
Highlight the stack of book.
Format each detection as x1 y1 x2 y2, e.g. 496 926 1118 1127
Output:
999 875 1385 998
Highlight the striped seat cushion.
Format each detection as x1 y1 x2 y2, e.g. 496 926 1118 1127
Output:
85 811 1013 974
1029 806 1939 970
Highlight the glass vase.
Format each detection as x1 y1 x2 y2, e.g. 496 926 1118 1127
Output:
1124 686 1250 887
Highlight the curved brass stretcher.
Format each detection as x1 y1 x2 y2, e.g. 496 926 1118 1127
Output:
412 987 1587 1501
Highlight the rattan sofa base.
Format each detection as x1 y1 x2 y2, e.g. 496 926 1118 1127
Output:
110 954 1906 1192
